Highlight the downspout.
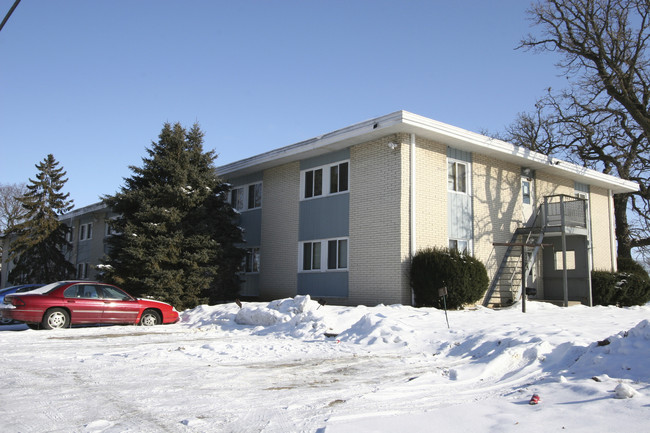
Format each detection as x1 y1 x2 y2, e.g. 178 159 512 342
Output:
410 133 416 257
410 133 416 305
608 189 617 271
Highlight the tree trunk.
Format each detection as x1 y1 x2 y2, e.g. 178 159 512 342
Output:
614 193 632 259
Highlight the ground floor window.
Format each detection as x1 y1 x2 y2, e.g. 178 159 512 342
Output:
242 247 260 273
449 239 469 254
300 237 348 272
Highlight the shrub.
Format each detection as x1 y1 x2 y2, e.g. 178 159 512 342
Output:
410 247 489 309
592 269 650 307
617 257 650 279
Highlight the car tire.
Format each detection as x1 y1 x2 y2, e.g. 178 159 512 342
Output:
140 309 161 326
42 308 70 329
0 317 14 325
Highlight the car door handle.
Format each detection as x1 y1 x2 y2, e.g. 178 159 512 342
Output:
66 300 76 303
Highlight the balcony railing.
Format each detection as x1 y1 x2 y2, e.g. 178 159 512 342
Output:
542 194 587 229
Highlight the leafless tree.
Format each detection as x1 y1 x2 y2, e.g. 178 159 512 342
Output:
0 182 27 234
506 0 650 260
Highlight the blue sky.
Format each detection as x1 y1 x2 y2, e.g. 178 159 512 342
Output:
1 0 565 208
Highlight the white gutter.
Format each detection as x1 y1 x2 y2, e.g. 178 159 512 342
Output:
608 189 617 271
410 133 416 257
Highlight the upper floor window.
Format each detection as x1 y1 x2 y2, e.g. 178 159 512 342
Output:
230 182 262 212
79 223 93 241
330 162 349 194
302 160 349 200
304 168 323 199
522 180 532 204
447 161 467 193
248 183 262 209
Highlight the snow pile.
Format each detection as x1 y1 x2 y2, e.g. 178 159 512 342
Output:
230 295 330 338
571 319 650 383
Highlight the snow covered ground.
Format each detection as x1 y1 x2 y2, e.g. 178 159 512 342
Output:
0 296 648 433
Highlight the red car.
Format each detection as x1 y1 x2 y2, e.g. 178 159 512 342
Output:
1 281 180 330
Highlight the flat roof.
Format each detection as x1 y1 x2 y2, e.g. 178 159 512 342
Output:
216 110 638 194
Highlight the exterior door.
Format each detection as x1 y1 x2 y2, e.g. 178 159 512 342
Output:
521 177 535 225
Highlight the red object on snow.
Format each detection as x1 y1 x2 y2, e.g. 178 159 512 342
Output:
529 394 540 405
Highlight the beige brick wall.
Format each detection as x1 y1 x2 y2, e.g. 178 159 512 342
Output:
589 186 616 271
348 135 411 306
259 162 300 300
472 154 522 278
535 171 574 199
414 136 448 250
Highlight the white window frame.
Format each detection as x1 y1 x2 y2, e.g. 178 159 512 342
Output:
106 217 120 236
299 237 349 272
77 263 89 279
241 247 260 274
447 159 468 194
301 160 350 200
449 238 470 254
229 182 263 212
79 223 93 241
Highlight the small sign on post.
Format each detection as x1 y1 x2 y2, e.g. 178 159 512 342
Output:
439 286 450 329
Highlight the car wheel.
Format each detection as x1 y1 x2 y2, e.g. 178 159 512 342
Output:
140 309 161 326
0 317 14 325
42 308 70 329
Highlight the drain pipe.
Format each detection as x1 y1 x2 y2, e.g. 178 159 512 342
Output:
608 189 617 271
410 133 416 306
410 133 416 257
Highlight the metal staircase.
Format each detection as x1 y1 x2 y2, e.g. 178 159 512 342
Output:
483 212 545 308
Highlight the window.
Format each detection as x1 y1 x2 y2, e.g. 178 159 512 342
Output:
304 168 323 199
522 180 531 204
248 183 262 209
106 218 120 236
327 239 348 269
302 242 322 271
242 247 260 273
230 182 262 211
77 263 89 279
301 238 348 271
554 250 576 271
302 160 349 200
79 223 93 241
230 187 244 211
330 162 349 194
66 226 74 242
449 239 469 254
101 285 131 300
447 161 467 193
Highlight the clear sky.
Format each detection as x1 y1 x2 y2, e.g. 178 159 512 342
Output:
1 0 565 209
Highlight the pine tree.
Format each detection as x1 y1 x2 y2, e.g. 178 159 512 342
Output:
8 154 75 284
102 123 244 310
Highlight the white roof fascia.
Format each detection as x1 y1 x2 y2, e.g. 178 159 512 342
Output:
216 110 639 194
59 202 109 221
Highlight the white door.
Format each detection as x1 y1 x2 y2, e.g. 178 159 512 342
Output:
521 177 535 225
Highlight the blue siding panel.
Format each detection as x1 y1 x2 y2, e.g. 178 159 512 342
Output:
239 209 262 246
299 194 349 241
297 272 348 298
300 149 350 171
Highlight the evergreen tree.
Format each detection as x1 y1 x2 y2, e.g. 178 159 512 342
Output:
102 123 244 310
7 154 75 284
